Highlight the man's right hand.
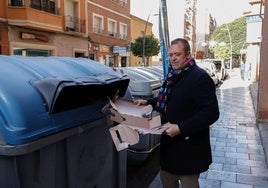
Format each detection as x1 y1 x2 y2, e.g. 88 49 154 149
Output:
134 99 148 106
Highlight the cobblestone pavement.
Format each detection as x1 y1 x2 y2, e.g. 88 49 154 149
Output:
149 68 268 188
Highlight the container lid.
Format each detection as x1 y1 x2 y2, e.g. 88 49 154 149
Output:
0 55 129 145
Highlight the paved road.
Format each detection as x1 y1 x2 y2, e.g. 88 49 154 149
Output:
127 68 268 188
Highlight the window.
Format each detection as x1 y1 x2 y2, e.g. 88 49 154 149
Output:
14 48 52 56
108 19 117 37
75 52 86 58
30 0 57 14
31 0 41 9
43 0 55 13
93 14 104 34
119 0 127 6
10 0 24 6
119 23 127 39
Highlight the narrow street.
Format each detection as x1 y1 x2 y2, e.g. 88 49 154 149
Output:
127 68 268 188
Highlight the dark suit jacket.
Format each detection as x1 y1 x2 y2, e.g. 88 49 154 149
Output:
148 64 219 175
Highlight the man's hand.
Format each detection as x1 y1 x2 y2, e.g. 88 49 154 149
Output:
134 99 148 106
163 122 181 137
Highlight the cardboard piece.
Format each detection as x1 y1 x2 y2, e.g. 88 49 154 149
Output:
109 99 161 129
103 99 166 151
109 124 139 151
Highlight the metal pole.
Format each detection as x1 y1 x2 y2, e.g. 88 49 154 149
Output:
226 24 232 70
159 0 170 77
88 36 91 59
142 13 151 66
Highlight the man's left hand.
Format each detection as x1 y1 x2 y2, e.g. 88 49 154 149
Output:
163 122 181 137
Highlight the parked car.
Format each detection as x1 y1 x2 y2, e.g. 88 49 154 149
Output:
197 61 220 86
203 59 229 80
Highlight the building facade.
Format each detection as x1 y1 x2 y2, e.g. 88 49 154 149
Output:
0 0 131 67
257 0 268 121
245 0 264 82
0 0 89 57
184 0 197 55
88 0 131 67
130 15 153 67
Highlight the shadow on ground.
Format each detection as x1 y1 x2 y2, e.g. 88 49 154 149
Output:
126 147 160 188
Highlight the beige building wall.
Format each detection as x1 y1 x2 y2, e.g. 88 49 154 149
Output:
130 15 153 67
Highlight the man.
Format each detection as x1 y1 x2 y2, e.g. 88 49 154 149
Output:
136 38 219 188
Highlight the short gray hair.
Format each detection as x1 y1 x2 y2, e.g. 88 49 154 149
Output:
171 38 191 54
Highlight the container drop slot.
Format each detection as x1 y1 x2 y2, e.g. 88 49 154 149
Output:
31 77 129 114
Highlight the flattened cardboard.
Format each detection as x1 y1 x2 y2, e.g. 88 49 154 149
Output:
109 99 161 129
103 99 165 151
109 124 139 151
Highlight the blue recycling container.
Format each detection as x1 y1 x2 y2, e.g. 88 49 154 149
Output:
0 55 129 144
0 55 129 188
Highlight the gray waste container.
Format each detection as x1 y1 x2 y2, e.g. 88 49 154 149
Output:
0 55 129 188
116 67 161 165
137 66 164 82
115 68 160 99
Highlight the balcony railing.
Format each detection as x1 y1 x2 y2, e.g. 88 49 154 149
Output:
93 27 104 34
65 15 86 33
119 34 127 39
108 31 117 37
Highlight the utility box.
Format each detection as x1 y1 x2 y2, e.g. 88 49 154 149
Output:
0 55 129 188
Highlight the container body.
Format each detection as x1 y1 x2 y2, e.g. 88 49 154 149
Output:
0 118 127 188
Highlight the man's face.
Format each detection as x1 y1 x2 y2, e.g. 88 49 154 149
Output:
168 42 188 70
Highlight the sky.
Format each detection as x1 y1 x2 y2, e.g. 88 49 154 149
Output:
130 0 251 41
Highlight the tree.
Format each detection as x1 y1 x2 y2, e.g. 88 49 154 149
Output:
131 35 160 66
209 17 247 61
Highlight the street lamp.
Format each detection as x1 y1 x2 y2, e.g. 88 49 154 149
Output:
222 24 233 70
142 13 150 66
142 12 158 66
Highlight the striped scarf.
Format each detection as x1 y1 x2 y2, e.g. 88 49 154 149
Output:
156 58 195 113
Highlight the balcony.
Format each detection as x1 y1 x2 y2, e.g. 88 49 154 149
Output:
7 0 62 32
30 0 59 15
65 15 86 33
8 0 60 15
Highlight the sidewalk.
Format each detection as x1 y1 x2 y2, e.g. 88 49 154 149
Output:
149 68 268 188
249 81 268 170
